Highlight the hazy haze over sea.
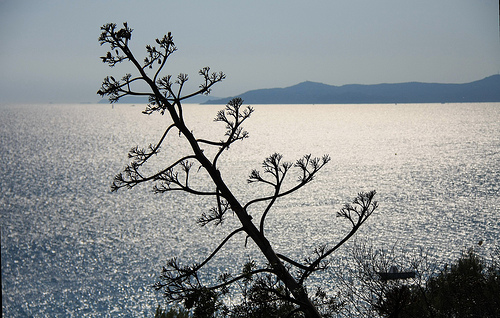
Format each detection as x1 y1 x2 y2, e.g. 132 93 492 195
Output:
1 102 499 317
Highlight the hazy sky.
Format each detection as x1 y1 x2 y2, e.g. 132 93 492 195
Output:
1 0 499 103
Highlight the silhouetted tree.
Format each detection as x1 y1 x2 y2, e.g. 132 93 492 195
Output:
98 22 377 318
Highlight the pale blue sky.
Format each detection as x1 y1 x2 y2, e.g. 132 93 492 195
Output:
1 0 499 103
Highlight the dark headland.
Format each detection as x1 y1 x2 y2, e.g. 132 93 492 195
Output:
204 75 500 104
99 75 500 104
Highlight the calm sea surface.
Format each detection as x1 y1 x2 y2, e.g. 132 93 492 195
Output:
1 102 499 317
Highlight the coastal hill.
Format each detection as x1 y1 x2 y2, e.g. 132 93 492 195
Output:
204 75 500 104
99 75 500 104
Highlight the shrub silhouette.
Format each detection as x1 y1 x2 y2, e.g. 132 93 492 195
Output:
374 248 500 318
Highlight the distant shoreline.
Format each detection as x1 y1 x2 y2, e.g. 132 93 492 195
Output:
96 75 500 105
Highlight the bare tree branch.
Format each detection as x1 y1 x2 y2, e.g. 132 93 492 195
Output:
111 155 197 192
128 123 176 167
299 191 378 284
99 22 377 318
212 98 254 167
154 227 246 302
244 154 330 211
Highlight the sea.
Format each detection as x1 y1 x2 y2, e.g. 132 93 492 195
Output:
1 102 499 317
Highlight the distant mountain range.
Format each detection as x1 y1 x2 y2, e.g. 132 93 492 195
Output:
98 94 216 104
99 75 500 104
204 75 500 104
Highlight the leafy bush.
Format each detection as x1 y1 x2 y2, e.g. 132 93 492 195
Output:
377 248 500 318
154 305 189 318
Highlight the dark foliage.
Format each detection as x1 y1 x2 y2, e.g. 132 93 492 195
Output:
410 248 500 318
359 247 500 318
154 306 190 318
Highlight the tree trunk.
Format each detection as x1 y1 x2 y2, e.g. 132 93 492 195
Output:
177 119 322 317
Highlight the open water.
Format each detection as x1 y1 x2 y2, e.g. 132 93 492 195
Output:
1 102 499 317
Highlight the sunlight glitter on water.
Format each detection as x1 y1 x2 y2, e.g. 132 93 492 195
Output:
1 102 499 316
